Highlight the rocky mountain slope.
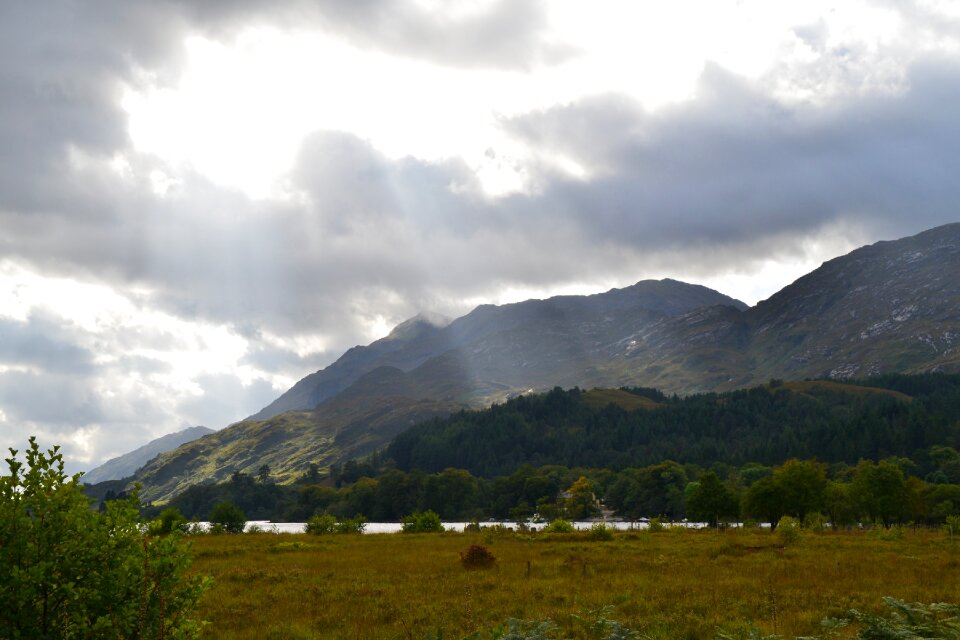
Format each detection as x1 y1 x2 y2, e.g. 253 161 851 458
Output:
81 426 213 485
131 223 960 503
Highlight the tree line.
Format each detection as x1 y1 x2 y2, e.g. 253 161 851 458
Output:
144 448 960 528
132 374 960 525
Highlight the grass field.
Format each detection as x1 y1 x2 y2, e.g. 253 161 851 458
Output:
188 527 960 639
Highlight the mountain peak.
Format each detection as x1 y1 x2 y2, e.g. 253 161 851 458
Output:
387 311 452 340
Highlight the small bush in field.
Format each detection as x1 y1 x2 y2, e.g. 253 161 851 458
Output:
306 513 366 534
803 511 827 533
776 516 801 545
209 500 246 534
589 522 614 541
401 510 444 533
305 513 336 535
459 544 496 569
543 518 575 534
335 515 367 534
945 514 960 537
646 517 664 532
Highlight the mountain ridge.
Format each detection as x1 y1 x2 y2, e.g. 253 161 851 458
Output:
129 223 960 503
81 426 214 485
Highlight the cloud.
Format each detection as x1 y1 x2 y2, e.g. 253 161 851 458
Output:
2 1 960 470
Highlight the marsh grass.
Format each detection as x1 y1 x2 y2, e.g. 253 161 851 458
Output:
189 528 960 639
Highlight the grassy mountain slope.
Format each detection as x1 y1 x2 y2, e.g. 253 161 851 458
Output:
81 426 214 485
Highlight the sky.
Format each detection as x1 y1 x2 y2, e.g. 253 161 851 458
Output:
2 0 959 472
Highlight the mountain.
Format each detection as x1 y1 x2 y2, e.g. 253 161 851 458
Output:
252 279 747 420
81 426 214 485
130 223 960 503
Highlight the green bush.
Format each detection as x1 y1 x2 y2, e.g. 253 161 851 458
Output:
945 514 960 537
646 517 665 532
305 513 337 535
401 510 444 533
589 522 614 540
148 506 189 536
209 500 246 534
0 437 209 638
803 511 827 533
543 518 575 534
776 516 801 545
335 515 367 534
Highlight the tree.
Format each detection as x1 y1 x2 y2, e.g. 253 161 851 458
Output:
685 472 739 527
0 437 208 638
149 506 189 535
257 464 272 484
562 476 600 520
773 459 827 520
209 500 247 533
851 459 907 527
741 476 784 528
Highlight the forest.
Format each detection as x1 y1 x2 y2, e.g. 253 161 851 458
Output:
135 374 960 527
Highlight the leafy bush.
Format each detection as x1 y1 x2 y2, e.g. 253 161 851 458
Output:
209 500 246 534
402 510 445 533
945 514 960 537
589 522 614 541
776 516 801 545
306 513 366 534
305 513 337 535
834 597 960 638
459 544 496 569
802 511 827 533
335 515 367 534
0 437 210 638
543 518 575 534
721 597 960 639
646 516 665 532
148 506 189 536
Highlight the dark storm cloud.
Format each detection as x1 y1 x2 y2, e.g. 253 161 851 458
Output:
502 60 960 256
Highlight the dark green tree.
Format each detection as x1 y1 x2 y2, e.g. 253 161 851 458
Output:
851 459 907 527
209 500 247 533
685 472 739 527
741 476 784 528
773 458 827 520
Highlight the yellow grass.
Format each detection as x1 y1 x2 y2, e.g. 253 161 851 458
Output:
582 389 661 411
186 527 960 639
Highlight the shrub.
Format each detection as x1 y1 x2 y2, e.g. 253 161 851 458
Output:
209 500 246 534
335 515 367 534
803 511 827 533
589 522 614 541
646 516 665 532
543 518 575 534
945 514 960 537
305 513 337 535
459 544 496 569
148 506 189 536
776 516 801 545
401 510 444 533
0 437 210 638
